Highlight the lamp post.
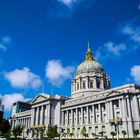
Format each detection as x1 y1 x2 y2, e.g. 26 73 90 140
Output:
109 117 122 140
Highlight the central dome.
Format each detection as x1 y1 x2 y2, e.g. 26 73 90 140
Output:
76 47 103 74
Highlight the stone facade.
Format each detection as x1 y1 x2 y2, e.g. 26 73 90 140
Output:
10 47 140 139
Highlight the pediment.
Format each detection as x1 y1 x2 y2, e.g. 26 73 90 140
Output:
31 94 47 104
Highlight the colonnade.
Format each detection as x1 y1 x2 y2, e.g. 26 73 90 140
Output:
31 104 51 126
12 117 31 128
61 97 139 127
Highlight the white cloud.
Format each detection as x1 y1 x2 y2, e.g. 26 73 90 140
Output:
4 67 42 89
95 42 126 60
95 21 140 61
49 0 92 19
0 44 7 52
57 0 84 7
45 60 75 85
0 93 26 111
131 65 140 84
104 42 126 55
122 24 140 43
0 36 11 52
1 36 11 44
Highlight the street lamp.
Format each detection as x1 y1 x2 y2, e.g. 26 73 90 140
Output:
109 117 122 140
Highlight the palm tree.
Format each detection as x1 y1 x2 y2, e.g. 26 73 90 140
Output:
46 125 59 140
121 130 127 140
92 132 96 138
133 129 140 140
66 128 70 138
62 132 66 138
110 131 117 140
99 131 106 140
81 126 88 139
69 132 74 139
39 128 44 139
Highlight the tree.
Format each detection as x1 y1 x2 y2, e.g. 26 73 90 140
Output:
92 132 96 138
110 131 117 140
0 119 10 137
39 128 45 138
69 132 74 139
46 125 59 140
12 125 24 138
26 129 29 136
62 132 66 138
99 131 106 140
133 129 140 140
32 129 37 138
66 128 70 138
121 130 127 140
81 126 88 139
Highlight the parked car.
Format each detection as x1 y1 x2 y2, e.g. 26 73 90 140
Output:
0 136 6 140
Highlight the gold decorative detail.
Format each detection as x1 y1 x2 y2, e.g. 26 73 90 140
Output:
30 125 45 128
85 45 94 61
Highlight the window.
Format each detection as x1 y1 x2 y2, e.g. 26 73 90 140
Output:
83 82 86 89
102 126 105 131
90 81 93 88
95 126 98 133
96 79 100 88
77 83 79 90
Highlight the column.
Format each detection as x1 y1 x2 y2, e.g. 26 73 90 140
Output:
106 102 109 120
61 111 64 126
92 105 95 123
35 107 39 125
127 97 132 119
31 108 35 126
80 77 82 90
24 118 27 128
71 109 74 126
93 77 96 89
100 77 104 89
133 95 140 120
26 118 28 128
126 97 133 137
99 104 102 122
40 106 43 125
76 108 78 125
119 99 122 118
86 106 89 124
121 98 127 118
67 110 69 126
81 107 83 124
138 98 140 109
12 120 14 128
86 76 89 89
74 80 76 91
110 101 113 119
45 105 47 124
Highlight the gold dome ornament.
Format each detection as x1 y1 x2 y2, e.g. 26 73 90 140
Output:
85 45 94 61
76 44 103 74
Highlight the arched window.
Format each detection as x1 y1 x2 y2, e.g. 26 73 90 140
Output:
83 82 86 89
77 83 79 90
89 81 93 88
96 79 100 88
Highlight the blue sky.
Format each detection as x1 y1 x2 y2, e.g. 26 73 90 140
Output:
0 0 140 117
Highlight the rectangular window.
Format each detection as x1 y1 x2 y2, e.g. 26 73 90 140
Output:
83 82 86 89
77 83 79 90
90 81 93 88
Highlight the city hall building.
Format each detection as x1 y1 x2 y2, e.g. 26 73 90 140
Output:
10 47 140 139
